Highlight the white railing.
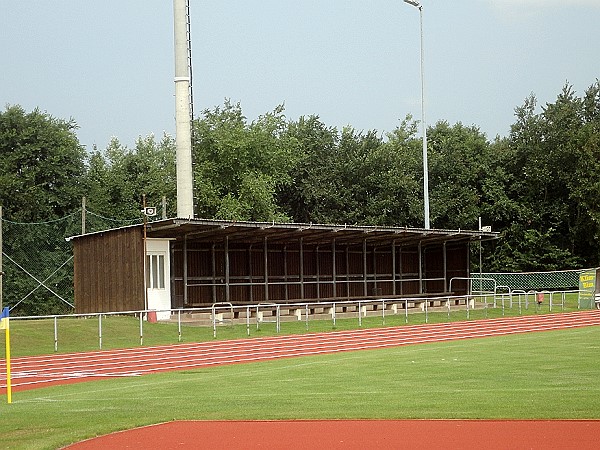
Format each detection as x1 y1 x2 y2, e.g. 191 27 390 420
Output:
9 289 585 350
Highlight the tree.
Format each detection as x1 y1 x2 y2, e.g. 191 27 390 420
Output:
0 105 86 221
0 105 86 315
192 101 295 222
279 115 423 227
427 121 489 230
277 115 340 223
485 82 600 271
85 134 177 223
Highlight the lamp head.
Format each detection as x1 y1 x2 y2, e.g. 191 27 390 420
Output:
404 0 422 9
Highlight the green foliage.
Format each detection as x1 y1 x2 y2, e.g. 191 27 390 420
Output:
0 106 86 315
427 121 488 229
278 115 423 226
485 82 600 270
193 101 294 221
0 105 85 221
85 134 177 220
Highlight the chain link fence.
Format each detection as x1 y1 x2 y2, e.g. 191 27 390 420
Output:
1 208 142 316
475 269 587 292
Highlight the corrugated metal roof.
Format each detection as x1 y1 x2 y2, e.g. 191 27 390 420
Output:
143 218 498 246
67 218 499 245
68 218 499 246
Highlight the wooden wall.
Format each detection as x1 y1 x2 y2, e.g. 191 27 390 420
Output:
73 227 144 314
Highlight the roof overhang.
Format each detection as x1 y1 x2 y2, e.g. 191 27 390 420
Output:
141 218 499 247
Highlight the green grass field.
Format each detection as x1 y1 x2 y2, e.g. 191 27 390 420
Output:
0 299 597 449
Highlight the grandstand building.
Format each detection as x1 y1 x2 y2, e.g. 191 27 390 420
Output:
69 218 498 319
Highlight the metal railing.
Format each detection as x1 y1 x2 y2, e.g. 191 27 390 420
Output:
9 289 586 351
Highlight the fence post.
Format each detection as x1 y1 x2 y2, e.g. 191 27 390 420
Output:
139 313 143 346
0 206 2 312
98 314 102 350
358 300 362 327
332 302 336 327
305 303 309 331
178 309 182 342
54 316 58 352
247 305 250 336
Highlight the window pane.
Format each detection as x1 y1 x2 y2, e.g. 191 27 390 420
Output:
158 255 165 289
152 255 159 289
146 255 151 288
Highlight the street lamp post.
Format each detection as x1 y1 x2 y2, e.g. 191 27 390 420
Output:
404 0 430 229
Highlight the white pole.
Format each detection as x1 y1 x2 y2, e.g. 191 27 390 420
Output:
404 1 430 229
173 0 194 218
54 316 58 352
419 5 430 229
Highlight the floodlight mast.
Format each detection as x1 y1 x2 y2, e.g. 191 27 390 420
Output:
173 0 194 219
404 0 430 230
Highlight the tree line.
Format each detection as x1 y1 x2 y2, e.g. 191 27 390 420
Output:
2 80 600 276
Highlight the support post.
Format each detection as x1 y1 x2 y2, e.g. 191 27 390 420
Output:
373 247 378 296
284 245 289 301
211 244 216 302
183 235 188 306
248 245 253 303
81 197 86 235
299 238 304 300
443 241 448 292
263 237 269 302
399 245 403 295
225 236 230 303
316 245 320 299
363 239 368 297
143 195 148 312
392 241 397 296
345 246 350 299
332 240 337 298
418 241 423 294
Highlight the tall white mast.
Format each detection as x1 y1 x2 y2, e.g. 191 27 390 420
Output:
173 0 194 218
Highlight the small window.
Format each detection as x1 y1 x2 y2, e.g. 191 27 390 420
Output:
146 253 166 289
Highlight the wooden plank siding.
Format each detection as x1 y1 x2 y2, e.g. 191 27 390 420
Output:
73 227 144 314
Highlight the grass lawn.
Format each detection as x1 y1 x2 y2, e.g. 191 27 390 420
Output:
0 324 598 449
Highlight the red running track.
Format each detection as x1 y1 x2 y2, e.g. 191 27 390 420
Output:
1 310 599 393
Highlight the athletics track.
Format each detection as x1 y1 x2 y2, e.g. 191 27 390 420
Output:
1 310 599 392
2 310 599 449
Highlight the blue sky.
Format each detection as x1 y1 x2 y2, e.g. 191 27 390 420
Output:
2 1 599 151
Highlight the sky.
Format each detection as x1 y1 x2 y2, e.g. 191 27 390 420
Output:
2 1 599 151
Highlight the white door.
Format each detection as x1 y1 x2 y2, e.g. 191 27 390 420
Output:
145 239 172 320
